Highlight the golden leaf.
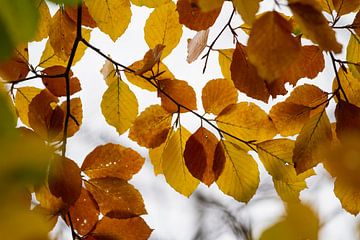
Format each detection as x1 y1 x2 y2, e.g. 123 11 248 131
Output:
15 87 42 127
218 49 234 81
33 0 51 41
347 34 360 78
233 0 261 25
130 0 170 8
333 68 360 108
135 44 166 75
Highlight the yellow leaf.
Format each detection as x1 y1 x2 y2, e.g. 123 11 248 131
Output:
0 44 29 82
85 177 146 218
216 140 259 202
333 68 360 107
125 60 174 92
197 0 224 12
85 0 131 41
216 102 277 147
247 11 301 81
293 110 332 174
101 80 138 135
149 129 173 175
289 0 342 53
162 127 199 197
332 0 360 16
39 28 91 68
201 78 238 115
130 0 170 8
218 49 234 81
33 0 51 41
129 105 172 148
334 178 360 216
260 203 319 240
15 87 42 127
144 1 183 59
233 0 261 25
347 34 360 79
82 143 144 180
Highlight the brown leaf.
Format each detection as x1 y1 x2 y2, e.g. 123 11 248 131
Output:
129 105 173 148
332 0 360 16
184 127 225 186
66 188 99 235
353 11 360 36
335 100 360 141
42 66 81 97
48 156 82 205
91 216 152 240
177 0 222 31
158 79 197 113
85 178 146 218
65 2 97 28
289 0 342 53
82 143 144 180
60 98 83 138
0 45 29 82
247 11 301 81
135 44 166 75
187 29 209 63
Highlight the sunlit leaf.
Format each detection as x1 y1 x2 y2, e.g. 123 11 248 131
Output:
59 97 83 138
65 2 97 28
82 143 144 180
202 78 238 115
0 44 29 82
33 0 51 42
144 1 183 58
148 129 173 175
233 0 261 25
333 69 360 107
129 105 172 148
187 29 209 63
331 0 360 16
216 140 259 202
130 0 170 8
334 179 360 216
101 80 138 135
85 0 131 41
135 44 166 75
218 49 233 81
162 127 200 197
15 87 42 127
85 177 146 218
347 34 360 78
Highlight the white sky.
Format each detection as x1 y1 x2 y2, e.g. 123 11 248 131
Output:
24 1 360 239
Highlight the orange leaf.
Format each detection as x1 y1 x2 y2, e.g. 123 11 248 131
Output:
353 11 360 36
85 177 146 218
184 127 225 186
187 29 209 63
0 44 29 82
42 66 81 97
82 143 144 180
15 87 42 127
48 156 82 205
65 2 97 28
289 0 342 53
135 44 166 75
247 11 301 81
177 0 222 31
35 183 66 215
202 78 238 115
335 100 360 141
158 79 197 113
60 98 83 138
67 188 99 235
332 0 360 16
91 216 152 240
129 105 173 148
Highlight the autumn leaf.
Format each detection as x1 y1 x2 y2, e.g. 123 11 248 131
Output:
85 177 146 218
197 0 224 12
82 143 144 180
135 44 166 75
101 79 138 135
233 0 261 25
65 2 97 28
184 127 225 186
91 216 152 240
48 156 82 205
59 98 83 138
346 34 360 78
130 0 170 8
148 129 173 176
33 0 51 42
15 87 42 127
158 79 197 113
187 29 209 63
85 0 131 41
177 0 222 31
0 44 29 82
201 78 238 115
247 11 301 81
333 69 360 107
162 127 200 197
216 140 259 202
331 0 360 16
289 0 342 53
334 179 360 216
129 105 172 148
35 183 66 215
218 48 233 81
335 100 360 141
144 1 182 59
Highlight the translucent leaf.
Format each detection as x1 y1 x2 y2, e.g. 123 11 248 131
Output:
65 2 97 28
135 44 165 75
48 156 82 205
85 0 131 41
59 98 83 138
15 87 42 127
0 44 29 82
333 69 360 107
247 11 301 81
216 140 259 202
334 179 360 216
346 34 360 78
216 102 277 146
184 127 225 186
91 216 152 240
177 0 222 31
187 29 209 63
67 188 99 235
129 105 172 148
353 11 360 36
148 129 173 175
218 49 234 81
202 78 238 115
197 0 224 12
85 177 146 218
35 183 65 215
39 28 91 68
101 80 138 135
269 84 328 136
233 0 261 25
158 79 197 113
162 127 200 197
82 143 144 180
41 66 81 97
100 59 118 86
144 2 183 59
33 0 51 42
335 100 360 141
293 110 332 174
126 60 174 91
130 0 170 8
331 0 360 16
289 0 342 53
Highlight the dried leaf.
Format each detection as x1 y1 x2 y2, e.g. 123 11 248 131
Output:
135 44 166 75
187 29 209 63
